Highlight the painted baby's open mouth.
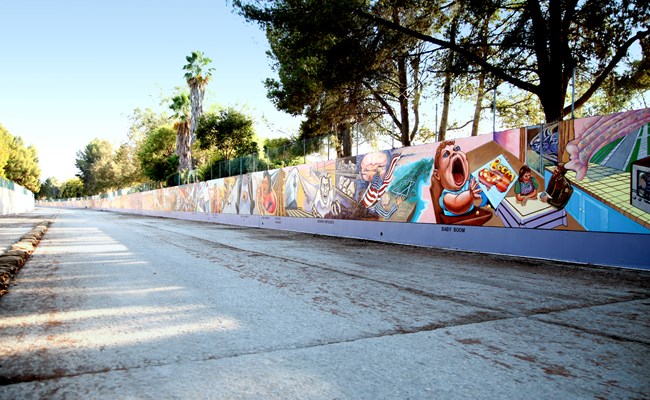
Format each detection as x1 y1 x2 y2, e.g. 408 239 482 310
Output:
452 157 466 186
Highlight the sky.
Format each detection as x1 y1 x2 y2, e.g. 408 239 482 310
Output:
0 0 304 182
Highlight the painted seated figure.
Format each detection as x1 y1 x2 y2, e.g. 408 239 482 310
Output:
429 140 493 226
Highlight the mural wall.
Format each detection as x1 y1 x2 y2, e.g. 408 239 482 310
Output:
40 109 650 268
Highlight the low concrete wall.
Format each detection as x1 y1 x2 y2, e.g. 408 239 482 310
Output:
0 178 35 215
86 207 646 270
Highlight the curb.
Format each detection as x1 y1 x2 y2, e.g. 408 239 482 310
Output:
0 221 51 296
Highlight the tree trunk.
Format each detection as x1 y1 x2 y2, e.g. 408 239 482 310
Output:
409 51 422 144
336 123 353 158
439 60 452 142
393 7 411 147
471 71 486 136
472 15 491 137
176 120 192 172
189 81 206 145
540 89 564 123
439 6 460 142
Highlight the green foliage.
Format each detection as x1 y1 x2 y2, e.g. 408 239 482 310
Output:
195 109 258 160
235 0 433 149
0 124 12 177
75 139 120 195
183 51 215 84
237 0 649 133
263 137 305 168
198 154 264 181
136 126 179 183
366 0 650 122
113 143 145 189
60 178 84 199
37 177 60 199
169 93 190 121
1 129 41 193
127 107 171 144
496 89 546 128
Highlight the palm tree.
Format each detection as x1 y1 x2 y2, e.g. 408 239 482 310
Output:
170 93 192 173
183 51 214 146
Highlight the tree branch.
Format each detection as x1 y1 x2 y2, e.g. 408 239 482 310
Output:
564 29 650 117
355 8 538 95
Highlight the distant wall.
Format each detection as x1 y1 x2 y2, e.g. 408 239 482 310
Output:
39 109 650 270
0 177 35 215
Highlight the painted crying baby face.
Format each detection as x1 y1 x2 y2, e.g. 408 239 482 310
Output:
436 143 470 191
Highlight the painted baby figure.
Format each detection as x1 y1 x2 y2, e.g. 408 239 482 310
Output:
430 140 492 225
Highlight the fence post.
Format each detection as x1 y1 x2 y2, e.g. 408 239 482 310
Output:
435 104 438 142
356 125 359 156
492 87 497 134
571 67 575 119
327 135 330 160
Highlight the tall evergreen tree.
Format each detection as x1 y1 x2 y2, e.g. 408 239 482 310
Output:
3 135 41 193
75 139 116 195
359 0 650 123
234 0 439 149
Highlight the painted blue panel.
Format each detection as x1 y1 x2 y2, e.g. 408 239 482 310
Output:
545 169 649 234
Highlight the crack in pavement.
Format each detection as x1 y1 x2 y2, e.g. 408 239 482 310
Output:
4 296 647 386
0 305 592 386
130 220 650 322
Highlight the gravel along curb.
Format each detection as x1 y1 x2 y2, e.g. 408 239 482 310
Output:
0 221 51 296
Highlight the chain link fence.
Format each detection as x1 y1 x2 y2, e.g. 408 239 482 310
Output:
0 176 33 196
171 129 393 185
43 128 398 203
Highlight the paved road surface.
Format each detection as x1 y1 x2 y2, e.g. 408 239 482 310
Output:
1 208 649 399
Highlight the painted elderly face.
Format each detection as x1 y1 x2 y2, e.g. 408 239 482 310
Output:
437 143 469 191
360 152 389 182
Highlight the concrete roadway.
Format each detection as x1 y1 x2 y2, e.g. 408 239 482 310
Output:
0 208 649 399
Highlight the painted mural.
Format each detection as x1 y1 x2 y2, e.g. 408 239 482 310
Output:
42 109 650 235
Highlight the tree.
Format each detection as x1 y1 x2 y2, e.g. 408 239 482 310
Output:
127 107 171 145
136 125 178 185
358 0 650 123
0 124 12 176
195 109 258 161
234 0 437 150
60 178 84 199
75 139 118 195
113 143 144 189
3 135 41 193
183 51 214 145
37 177 60 199
263 137 306 168
169 92 192 172
122 107 171 185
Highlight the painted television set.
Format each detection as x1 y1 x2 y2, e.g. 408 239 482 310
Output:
631 156 650 213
